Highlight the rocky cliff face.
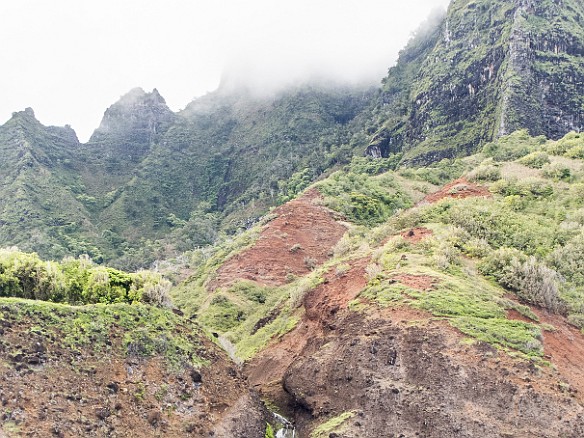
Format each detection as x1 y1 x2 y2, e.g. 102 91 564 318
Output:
87 87 175 163
502 0 584 139
367 0 584 164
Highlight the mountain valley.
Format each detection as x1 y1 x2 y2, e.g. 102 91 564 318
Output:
1 0 584 436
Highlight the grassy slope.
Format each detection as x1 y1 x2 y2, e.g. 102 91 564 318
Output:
174 130 584 362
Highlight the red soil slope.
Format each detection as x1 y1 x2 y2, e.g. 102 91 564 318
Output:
420 177 492 205
211 189 346 288
508 306 584 400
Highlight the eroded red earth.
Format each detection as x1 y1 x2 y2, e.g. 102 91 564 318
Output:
210 189 346 288
420 177 492 205
401 226 434 243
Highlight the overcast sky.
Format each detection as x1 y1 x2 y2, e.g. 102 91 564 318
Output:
0 0 450 142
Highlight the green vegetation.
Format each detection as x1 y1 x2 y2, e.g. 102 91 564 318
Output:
0 85 372 270
0 248 170 306
344 131 584 356
0 297 206 368
311 411 355 438
316 171 412 226
169 131 584 362
265 423 275 438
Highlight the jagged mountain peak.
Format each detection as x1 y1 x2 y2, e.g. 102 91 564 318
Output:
116 87 167 106
5 107 80 147
9 107 40 125
89 87 175 142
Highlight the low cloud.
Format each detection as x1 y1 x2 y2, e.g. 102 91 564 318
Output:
0 0 450 141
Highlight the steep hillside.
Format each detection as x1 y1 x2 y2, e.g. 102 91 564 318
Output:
367 0 584 163
0 109 100 260
0 250 267 437
98 85 371 250
0 299 266 437
175 131 584 437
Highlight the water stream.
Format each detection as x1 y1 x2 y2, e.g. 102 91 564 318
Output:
272 412 296 438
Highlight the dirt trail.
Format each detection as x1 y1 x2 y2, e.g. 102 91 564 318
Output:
210 189 346 289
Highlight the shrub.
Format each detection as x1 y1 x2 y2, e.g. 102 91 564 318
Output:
288 275 322 309
566 145 584 159
542 163 571 181
518 151 550 169
548 231 584 286
567 314 584 329
491 178 553 198
317 171 412 226
479 247 527 284
289 243 303 253
481 250 564 314
466 165 501 182
0 248 171 307
440 200 557 256
402 158 466 185
546 131 583 156
433 242 460 271
503 257 565 314
335 263 350 277
303 257 318 270
482 130 545 162
365 263 383 281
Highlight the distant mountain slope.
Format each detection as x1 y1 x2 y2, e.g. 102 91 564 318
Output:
367 0 584 163
0 108 100 260
1 0 583 268
0 85 371 267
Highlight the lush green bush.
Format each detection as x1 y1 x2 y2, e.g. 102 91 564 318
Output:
347 155 402 175
518 151 550 168
398 158 465 185
542 163 572 181
480 249 564 313
428 199 558 256
0 248 170 306
546 131 584 156
482 130 545 161
317 171 412 226
466 164 501 182
490 178 554 199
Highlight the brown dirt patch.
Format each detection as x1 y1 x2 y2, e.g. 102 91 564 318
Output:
401 227 433 243
210 189 346 289
0 311 265 437
304 258 370 324
535 309 584 400
506 309 534 323
419 177 492 205
506 303 584 401
393 274 438 291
